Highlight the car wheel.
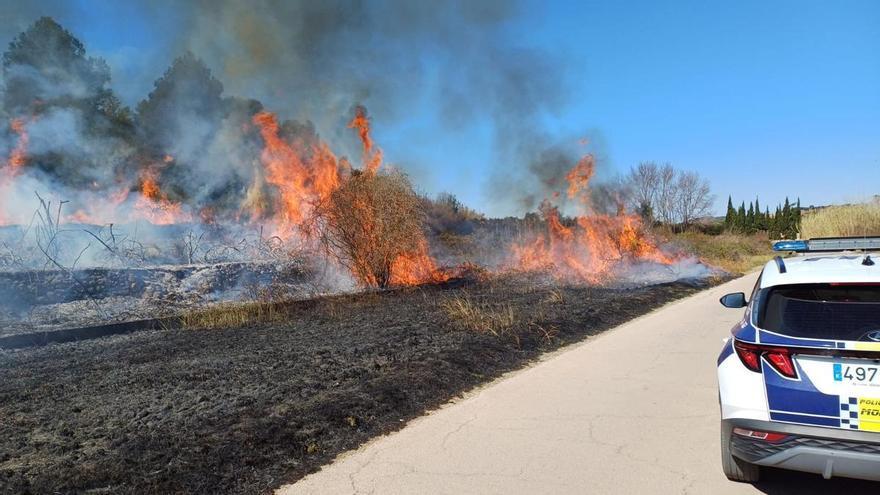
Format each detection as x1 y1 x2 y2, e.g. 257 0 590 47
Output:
720 420 761 482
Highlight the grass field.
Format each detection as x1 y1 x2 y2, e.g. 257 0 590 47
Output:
801 203 880 238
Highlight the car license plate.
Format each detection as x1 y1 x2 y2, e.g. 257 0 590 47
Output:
834 363 880 386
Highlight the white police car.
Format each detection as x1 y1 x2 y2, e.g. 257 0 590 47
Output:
718 237 880 482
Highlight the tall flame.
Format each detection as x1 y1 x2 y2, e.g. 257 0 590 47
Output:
0 117 30 225
348 106 382 174
252 111 341 237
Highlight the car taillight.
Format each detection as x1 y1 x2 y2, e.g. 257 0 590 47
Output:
732 339 798 379
733 340 761 372
732 427 788 443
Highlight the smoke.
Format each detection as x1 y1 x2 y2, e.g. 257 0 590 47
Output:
152 0 571 195
487 130 619 216
1 1 575 218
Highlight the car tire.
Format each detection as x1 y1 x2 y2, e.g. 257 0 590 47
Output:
720 420 761 482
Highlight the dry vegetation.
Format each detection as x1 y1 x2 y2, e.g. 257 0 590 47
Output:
671 230 774 275
310 170 428 288
801 203 880 238
179 301 283 330
439 290 560 346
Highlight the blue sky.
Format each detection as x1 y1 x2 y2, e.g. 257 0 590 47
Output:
4 0 879 216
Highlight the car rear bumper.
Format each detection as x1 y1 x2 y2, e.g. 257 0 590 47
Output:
726 418 880 481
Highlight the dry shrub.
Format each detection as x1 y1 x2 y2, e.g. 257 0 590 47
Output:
801 203 880 238
310 170 428 288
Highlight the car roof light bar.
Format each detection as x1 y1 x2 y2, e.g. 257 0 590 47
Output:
772 237 880 253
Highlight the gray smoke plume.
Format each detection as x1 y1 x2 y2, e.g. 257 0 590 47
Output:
154 0 572 205
1 1 575 219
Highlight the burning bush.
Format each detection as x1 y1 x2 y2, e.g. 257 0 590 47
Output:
310 170 437 288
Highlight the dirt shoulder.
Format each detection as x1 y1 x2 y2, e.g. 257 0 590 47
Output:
0 276 710 494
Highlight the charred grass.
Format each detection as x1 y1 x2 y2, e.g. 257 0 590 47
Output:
0 275 710 494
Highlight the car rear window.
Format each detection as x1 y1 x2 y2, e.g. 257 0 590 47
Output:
758 284 880 341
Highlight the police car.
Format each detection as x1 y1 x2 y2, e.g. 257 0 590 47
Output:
718 237 880 482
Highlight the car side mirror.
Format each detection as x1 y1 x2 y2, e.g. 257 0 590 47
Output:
719 292 747 309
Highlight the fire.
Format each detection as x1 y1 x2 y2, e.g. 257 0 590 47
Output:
0 117 31 225
348 105 382 175
251 111 341 237
389 239 450 286
565 155 594 200
133 164 192 225
509 154 675 284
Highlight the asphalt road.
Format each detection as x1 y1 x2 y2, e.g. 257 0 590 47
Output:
278 273 879 494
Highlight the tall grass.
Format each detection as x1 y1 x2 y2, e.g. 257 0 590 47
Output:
181 301 282 330
672 231 773 275
801 203 880 238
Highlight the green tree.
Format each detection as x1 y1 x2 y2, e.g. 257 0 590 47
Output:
781 197 792 239
724 196 735 230
754 197 764 231
2 17 113 114
136 51 225 155
746 202 755 233
1 17 134 187
737 201 747 232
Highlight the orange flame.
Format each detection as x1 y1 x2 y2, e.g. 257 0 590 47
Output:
252 111 341 237
565 155 594 200
389 239 450 286
509 154 675 284
0 117 31 225
132 163 191 225
348 106 382 174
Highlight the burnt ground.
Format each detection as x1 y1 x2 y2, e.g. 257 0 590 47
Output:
0 275 713 494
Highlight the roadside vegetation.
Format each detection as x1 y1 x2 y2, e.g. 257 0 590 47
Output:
671 230 774 275
801 202 880 238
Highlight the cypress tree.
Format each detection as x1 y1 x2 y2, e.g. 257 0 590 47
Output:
724 196 735 230
747 202 755 233
754 197 763 230
737 202 747 232
782 197 792 239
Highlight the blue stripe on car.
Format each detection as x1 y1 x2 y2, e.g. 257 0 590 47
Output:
717 339 734 366
763 360 840 417
731 322 756 342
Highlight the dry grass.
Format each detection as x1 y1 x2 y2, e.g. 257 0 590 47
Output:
672 231 774 275
180 301 282 330
801 203 880 238
439 290 560 346
440 294 516 335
